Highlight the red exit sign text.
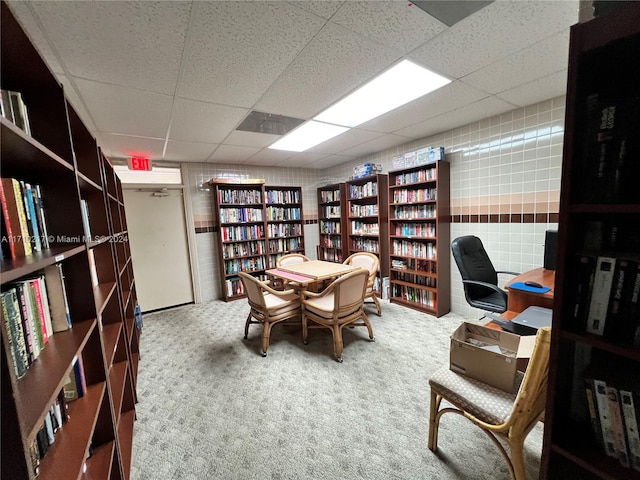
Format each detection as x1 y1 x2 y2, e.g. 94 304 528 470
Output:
128 156 152 171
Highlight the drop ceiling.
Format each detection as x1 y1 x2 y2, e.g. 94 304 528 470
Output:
6 1 580 169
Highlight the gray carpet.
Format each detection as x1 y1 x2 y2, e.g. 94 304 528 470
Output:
130 300 543 480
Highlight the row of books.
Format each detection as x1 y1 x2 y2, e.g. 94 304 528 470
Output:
1 177 50 259
391 258 437 273
263 189 300 204
320 236 342 248
224 257 266 275
391 239 437 260
220 225 265 242
221 241 265 259
265 207 301 221
394 272 437 288
568 254 639 347
1 89 31 135
391 284 436 307
349 204 378 217
318 250 343 262
320 206 341 218
391 204 436 220
217 189 262 205
225 277 245 297
267 223 302 237
584 362 640 470
393 223 436 238
391 187 436 204
319 189 341 203
268 238 302 253
319 220 341 235
392 167 436 186
219 207 263 223
351 221 379 235
350 238 379 253
349 181 378 199
578 94 640 204
1 264 71 378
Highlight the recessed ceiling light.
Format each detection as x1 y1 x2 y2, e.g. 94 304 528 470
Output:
314 59 451 128
268 120 349 152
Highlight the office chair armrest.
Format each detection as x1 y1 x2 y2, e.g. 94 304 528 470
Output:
496 270 521 276
461 279 506 294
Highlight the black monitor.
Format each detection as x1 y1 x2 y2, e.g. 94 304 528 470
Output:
544 230 558 271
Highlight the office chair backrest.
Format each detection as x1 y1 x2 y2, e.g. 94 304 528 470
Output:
451 235 499 299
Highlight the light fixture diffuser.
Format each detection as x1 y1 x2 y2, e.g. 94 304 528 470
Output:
268 120 349 152
314 60 451 128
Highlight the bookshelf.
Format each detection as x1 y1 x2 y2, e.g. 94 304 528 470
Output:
1 3 139 480
387 161 450 317
264 186 305 267
317 183 347 263
211 182 268 301
346 174 389 294
540 4 640 479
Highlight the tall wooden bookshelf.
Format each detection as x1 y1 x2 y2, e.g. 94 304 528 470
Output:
317 183 347 263
387 161 450 317
264 186 305 267
1 3 139 479
346 174 389 294
211 182 268 301
540 4 640 479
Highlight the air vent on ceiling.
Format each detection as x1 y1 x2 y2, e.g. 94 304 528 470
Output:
236 111 305 136
411 1 494 27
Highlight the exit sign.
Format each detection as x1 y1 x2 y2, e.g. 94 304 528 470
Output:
128 156 152 171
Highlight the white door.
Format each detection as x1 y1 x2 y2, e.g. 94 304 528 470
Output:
123 188 194 312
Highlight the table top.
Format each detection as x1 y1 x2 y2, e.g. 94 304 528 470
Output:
267 260 360 284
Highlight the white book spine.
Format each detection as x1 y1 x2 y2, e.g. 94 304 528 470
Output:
607 386 630 467
594 379 617 457
586 257 617 335
620 389 640 471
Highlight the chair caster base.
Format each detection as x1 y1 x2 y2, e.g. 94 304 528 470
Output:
261 351 267 357
336 357 343 363
369 337 375 342
244 335 248 339
303 340 309 345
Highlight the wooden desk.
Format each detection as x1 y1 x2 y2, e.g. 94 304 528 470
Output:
505 267 555 313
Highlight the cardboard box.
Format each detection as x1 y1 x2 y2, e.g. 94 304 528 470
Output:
449 322 536 392
392 155 405 169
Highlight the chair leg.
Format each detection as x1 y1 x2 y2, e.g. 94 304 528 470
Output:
302 314 309 345
372 294 382 316
244 312 252 339
361 311 375 341
509 437 527 480
333 324 344 363
428 390 442 452
260 322 272 357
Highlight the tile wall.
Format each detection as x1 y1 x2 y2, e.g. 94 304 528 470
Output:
185 96 565 316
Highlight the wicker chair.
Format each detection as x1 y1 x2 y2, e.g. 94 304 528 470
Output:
276 253 310 267
301 269 373 362
428 326 551 480
343 252 382 316
239 272 301 357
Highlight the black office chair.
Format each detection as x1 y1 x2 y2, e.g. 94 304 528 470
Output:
451 236 520 315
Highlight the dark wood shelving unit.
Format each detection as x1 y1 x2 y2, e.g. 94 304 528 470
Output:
317 183 348 263
346 174 389 295
264 186 305 267
387 161 450 317
1 3 140 479
540 4 640 479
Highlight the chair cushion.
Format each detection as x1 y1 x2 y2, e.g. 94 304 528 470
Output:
304 293 335 318
264 292 299 316
429 367 524 425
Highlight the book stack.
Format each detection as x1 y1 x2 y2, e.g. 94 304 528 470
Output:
1 177 50 259
0 89 31 135
583 361 640 471
0 264 72 378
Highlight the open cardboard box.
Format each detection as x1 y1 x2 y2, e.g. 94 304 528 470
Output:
450 322 536 393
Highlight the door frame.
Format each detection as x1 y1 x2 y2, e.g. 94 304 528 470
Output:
122 180 201 305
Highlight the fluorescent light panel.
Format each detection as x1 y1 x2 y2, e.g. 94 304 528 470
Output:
268 120 349 152
314 60 451 128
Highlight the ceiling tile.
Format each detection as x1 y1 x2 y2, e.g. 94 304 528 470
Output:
246 148 296 166
255 22 401 119
286 0 343 20
163 140 217 163
395 96 516 138
331 1 446 53
339 133 414 157
169 98 249 143
75 78 172 138
461 31 570 94
208 145 262 163
99 133 166 160
308 128 386 155
359 80 487 133
496 70 568 107
224 130 281 149
24 0 190 95
178 1 326 107
410 0 579 78
275 152 328 168
307 154 358 170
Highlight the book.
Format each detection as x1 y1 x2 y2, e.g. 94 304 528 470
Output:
586 256 617 335
0 178 31 258
1 289 29 378
80 199 91 241
569 255 596 332
619 388 640 471
593 378 618 458
607 385 630 467
43 264 72 332
23 183 42 252
32 184 49 249
13 281 37 363
8 90 30 134
24 280 45 352
0 89 14 122
603 258 634 342
36 276 54 341
30 278 49 345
